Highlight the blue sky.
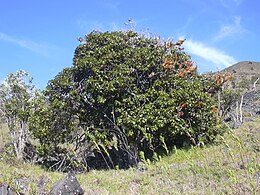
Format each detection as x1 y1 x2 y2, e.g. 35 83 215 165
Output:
0 0 259 89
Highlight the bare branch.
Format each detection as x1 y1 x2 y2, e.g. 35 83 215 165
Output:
239 95 244 123
253 77 259 91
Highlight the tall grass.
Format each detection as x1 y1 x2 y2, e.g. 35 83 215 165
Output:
0 123 9 150
0 119 259 194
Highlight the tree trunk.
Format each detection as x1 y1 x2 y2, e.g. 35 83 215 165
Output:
236 101 239 122
217 90 221 117
253 77 259 91
239 95 244 123
8 119 27 160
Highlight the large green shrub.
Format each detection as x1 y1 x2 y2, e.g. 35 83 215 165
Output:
29 30 221 170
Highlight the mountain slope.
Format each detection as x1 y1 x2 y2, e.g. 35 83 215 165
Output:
222 61 260 75
221 61 260 91
219 61 260 124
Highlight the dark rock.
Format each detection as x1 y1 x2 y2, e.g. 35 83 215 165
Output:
49 173 84 195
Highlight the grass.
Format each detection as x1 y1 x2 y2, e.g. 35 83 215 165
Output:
0 123 9 149
0 118 259 194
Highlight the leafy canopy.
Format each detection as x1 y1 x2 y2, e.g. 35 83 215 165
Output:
30 30 221 170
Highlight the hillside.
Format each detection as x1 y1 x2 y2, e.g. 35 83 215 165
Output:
222 61 260 75
218 61 260 125
221 61 260 91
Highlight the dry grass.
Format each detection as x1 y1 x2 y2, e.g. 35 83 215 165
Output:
0 118 259 194
0 123 9 150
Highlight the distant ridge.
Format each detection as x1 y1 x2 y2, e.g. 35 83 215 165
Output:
220 61 260 120
221 61 260 75
220 61 260 91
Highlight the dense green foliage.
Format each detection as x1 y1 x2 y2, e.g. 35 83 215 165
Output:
29 30 221 170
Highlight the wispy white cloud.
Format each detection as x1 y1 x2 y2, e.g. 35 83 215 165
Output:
0 32 62 57
183 39 237 69
214 16 247 41
0 32 42 53
219 0 243 8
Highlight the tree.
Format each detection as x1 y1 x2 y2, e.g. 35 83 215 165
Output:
0 70 36 160
30 30 221 170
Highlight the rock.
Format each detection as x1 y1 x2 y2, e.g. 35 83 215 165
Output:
0 184 17 195
37 175 49 195
49 173 84 195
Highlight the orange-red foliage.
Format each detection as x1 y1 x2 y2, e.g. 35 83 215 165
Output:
175 39 186 46
214 72 232 86
211 105 218 113
161 39 197 78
